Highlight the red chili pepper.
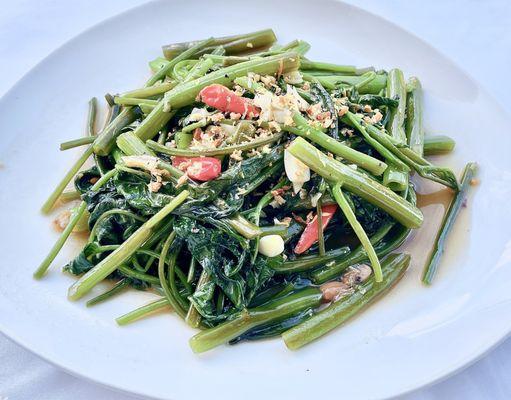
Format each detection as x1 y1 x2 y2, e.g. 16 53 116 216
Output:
198 84 260 118
172 156 221 182
294 204 338 254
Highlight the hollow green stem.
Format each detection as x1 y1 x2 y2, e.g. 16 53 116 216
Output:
189 287 323 353
285 113 387 176
148 38 215 86
383 166 409 192
423 135 456 156
120 82 177 99
300 60 371 75
162 29 277 59
113 97 158 107
41 145 94 214
67 190 189 300
147 131 283 157
60 136 96 151
386 69 407 144
118 265 160 285
86 279 129 307
345 112 458 190
287 137 423 228
116 298 170 326
117 131 156 156
133 53 299 143
302 73 386 94
87 97 98 136
282 253 410 350
422 162 478 285
175 131 193 149
312 186 416 283
273 246 351 274
158 232 187 318
405 77 425 156
331 183 382 282
34 169 118 278
182 119 207 133
92 107 140 156
185 269 211 328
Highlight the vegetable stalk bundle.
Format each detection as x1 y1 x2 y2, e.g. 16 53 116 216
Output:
36 29 476 353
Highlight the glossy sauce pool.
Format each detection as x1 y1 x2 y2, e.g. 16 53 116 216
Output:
403 172 475 282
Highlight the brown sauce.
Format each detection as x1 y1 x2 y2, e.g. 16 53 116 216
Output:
403 178 472 277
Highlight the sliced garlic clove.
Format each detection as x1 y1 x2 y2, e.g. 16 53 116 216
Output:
284 149 310 194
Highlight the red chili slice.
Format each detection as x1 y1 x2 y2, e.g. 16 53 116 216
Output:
294 204 338 254
198 84 260 118
172 156 221 182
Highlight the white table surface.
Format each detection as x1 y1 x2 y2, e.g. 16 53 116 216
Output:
1 1 510 399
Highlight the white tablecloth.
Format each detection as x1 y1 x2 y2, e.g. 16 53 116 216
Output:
1 1 510 399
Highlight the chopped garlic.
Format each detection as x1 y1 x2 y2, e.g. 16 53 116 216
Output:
253 86 308 125
258 235 285 257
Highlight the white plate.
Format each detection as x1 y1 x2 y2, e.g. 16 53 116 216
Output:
1 1 510 399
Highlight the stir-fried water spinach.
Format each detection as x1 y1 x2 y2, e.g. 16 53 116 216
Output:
35 29 477 352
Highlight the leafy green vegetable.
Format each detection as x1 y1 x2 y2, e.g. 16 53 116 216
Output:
36 30 474 353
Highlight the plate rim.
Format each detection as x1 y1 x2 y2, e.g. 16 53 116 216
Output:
1 1 510 399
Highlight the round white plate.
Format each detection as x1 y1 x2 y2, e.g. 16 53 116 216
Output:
1 1 510 399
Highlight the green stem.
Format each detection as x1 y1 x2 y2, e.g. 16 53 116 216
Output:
226 214 263 239
302 73 386 94
86 279 129 307
300 60 370 75
147 131 283 157
287 137 423 228
272 246 350 274
60 136 95 151
114 97 158 107
168 244 189 310
345 112 459 190
117 131 156 156
67 190 189 300
182 119 207 133
41 145 94 214
92 107 140 156
422 162 478 284
87 97 98 136
185 269 211 328
386 69 407 144
282 253 410 350
158 232 187 318
316 198 326 256
331 183 382 282
119 82 177 99
383 69 409 190
285 113 387 176
148 38 215 86
189 287 323 353
383 166 408 192
312 188 416 283
116 298 170 326
162 29 277 59
34 169 118 279
134 52 299 142
118 265 159 285
423 135 456 156
405 77 425 156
